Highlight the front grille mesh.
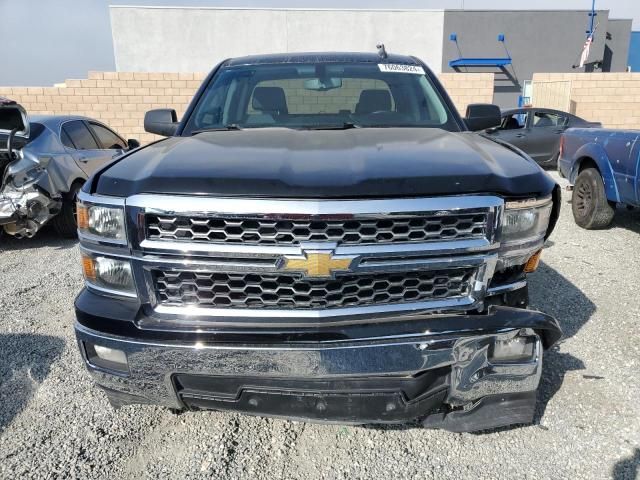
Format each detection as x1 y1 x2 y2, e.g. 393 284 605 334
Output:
146 213 487 246
153 268 476 310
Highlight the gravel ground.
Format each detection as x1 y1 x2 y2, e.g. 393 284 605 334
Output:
0 172 639 479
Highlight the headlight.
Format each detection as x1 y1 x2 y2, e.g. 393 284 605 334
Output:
81 252 136 296
77 203 126 242
501 198 552 244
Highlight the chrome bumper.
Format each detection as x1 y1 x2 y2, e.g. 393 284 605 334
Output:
75 321 544 415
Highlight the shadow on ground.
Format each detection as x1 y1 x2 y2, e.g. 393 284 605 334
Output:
529 260 595 421
0 334 65 432
613 449 640 480
564 198 640 235
366 259 595 433
0 226 77 253
610 208 640 235
529 260 595 340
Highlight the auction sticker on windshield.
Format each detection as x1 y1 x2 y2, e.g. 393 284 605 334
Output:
378 64 425 74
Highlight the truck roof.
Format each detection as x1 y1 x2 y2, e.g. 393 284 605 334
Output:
223 51 420 67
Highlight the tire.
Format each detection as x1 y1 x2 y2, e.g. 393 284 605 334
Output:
52 183 82 238
571 168 615 229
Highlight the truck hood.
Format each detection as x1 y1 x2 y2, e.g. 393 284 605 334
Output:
94 128 555 199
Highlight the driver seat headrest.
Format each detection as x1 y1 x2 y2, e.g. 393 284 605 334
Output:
355 89 392 115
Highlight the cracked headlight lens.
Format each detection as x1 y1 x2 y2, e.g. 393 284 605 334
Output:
77 204 126 242
501 198 552 244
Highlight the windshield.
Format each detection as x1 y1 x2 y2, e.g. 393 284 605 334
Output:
182 62 461 134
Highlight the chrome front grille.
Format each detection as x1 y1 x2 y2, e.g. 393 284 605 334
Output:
145 212 488 246
127 195 503 320
153 268 477 310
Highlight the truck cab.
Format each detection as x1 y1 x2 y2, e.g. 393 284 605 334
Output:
74 52 561 432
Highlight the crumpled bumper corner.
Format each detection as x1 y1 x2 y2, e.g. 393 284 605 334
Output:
74 304 559 431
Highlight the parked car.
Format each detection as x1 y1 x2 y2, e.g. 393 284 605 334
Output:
74 51 562 433
484 107 600 167
559 127 639 229
0 100 139 238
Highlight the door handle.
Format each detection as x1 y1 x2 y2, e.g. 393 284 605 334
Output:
78 155 88 163
515 133 526 138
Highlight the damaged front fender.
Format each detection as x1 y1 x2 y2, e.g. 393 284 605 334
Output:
0 172 62 238
1 99 86 238
0 147 84 238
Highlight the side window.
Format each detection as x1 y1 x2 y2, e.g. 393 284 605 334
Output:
90 122 126 149
62 121 99 150
533 112 566 128
500 112 528 130
60 128 75 148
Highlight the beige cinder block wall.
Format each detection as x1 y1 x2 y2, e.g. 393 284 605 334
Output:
0 72 206 144
0 72 494 143
439 73 494 116
532 73 640 130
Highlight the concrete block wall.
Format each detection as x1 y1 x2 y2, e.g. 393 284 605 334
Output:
0 71 207 144
0 72 494 143
532 73 640 129
440 74 495 116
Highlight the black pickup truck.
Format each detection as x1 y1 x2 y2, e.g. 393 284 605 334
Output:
74 52 561 432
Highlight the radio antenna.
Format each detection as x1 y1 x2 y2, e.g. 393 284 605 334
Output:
376 43 388 60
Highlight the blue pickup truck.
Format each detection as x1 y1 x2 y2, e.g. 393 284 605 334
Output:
559 128 640 228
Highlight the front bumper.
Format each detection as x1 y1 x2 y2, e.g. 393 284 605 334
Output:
75 291 561 431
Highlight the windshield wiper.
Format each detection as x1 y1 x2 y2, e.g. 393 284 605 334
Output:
301 122 361 131
191 124 242 135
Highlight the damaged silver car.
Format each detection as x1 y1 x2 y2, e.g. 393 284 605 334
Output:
0 98 139 238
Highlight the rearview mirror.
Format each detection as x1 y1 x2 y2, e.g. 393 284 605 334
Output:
303 78 343 91
464 104 501 131
144 108 179 136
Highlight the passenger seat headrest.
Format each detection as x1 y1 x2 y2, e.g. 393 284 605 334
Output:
252 87 288 114
355 89 392 115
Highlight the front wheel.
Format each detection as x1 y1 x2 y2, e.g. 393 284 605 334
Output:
571 168 615 229
52 183 82 238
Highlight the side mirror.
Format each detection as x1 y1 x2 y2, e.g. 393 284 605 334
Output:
144 108 179 136
464 104 501 131
127 138 140 149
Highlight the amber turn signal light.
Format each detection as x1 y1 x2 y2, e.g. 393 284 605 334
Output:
77 203 89 230
524 250 542 273
81 253 96 281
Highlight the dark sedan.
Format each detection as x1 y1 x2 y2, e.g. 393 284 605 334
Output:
485 107 600 167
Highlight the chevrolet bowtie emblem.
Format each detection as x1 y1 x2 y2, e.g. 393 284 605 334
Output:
281 251 355 278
